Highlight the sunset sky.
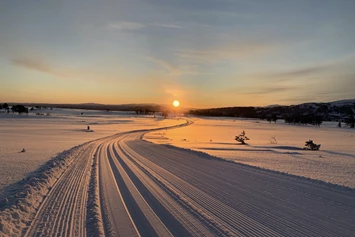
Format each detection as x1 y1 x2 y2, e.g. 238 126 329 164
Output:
1 0 354 108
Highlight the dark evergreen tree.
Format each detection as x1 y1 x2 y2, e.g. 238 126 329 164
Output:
2 103 9 113
345 112 355 128
11 105 29 115
271 114 277 123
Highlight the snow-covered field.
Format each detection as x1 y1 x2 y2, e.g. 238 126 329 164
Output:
145 117 355 188
0 109 180 196
1 111 354 237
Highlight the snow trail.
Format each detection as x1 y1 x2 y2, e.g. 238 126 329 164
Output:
24 144 97 237
1 119 355 237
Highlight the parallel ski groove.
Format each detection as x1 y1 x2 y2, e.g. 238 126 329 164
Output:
25 144 96 237
98 142 140 237
111 138 213 236
21 120 355 237
125 135 355 237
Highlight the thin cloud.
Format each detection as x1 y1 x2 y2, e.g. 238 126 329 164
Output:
108 21 182 31
275 66 326 79
278 96 319 104
108 21 145 31
265 65 333 83
227 85 301 95
268 53 355 82
165 89 185 97
143 56 209 76
248 86 300 95
177 41 275 63
11 57 118 83
12 58 70 78
149 23 182 29
143 56 180 75
271 73 355 104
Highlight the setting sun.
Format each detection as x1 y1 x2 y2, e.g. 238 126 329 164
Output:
173 100 180 107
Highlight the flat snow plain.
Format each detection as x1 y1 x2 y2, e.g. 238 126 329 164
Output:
0 110 354 237
145 117 355 188
0 108 181 196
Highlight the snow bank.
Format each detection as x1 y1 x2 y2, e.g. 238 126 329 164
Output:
0 144 85 237
86 148 104 237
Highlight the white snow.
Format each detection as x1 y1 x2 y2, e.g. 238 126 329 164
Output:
1 113 354 237
0 108 180 195
145 117 355 188
0 109 182 236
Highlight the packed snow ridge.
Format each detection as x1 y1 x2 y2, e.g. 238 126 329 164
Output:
0 144 85 236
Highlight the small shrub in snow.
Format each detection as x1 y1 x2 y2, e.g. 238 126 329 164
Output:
304 140 321 150
270 137 277 144
235 130 249 145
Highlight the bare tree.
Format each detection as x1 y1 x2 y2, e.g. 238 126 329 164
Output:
304 140 321 150
235 130 250 145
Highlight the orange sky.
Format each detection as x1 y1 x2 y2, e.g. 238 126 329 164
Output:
1 0 354 108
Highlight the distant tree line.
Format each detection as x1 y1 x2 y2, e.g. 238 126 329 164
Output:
188 102 355 128
189 107 257 118
266 114 278 123
0 103 9 113
284 114 322 126
0 103 29 115
345 113 355 128
135 108 157 115
11 105 29 114
1 103 172 114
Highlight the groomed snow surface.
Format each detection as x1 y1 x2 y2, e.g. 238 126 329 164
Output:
146 117 355 188
0 111 355 236
0 109 179 192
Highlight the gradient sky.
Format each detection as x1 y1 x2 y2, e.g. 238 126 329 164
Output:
1 0 355 108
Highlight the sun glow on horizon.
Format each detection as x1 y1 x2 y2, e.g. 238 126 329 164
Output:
173 100 180 107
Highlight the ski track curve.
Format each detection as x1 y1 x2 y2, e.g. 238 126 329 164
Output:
22 120 355 237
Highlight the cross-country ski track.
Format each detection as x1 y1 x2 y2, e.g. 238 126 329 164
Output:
21 120 355 237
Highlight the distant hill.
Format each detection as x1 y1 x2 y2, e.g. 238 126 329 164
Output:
3 99 355 121
3 102 178 114
328 99 355 106
263 104 282 108
188 99 355 122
